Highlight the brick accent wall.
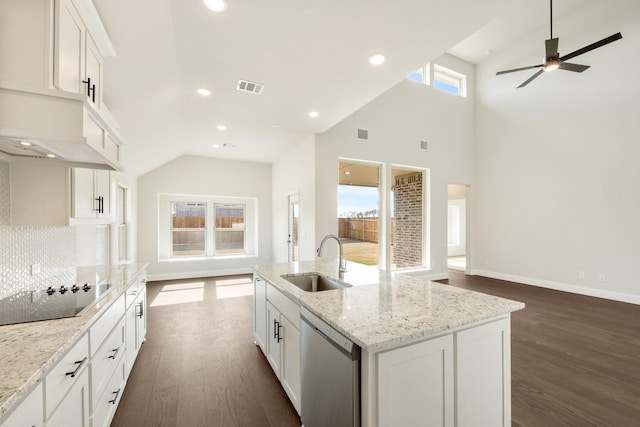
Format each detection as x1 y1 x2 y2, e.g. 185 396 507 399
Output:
393 171 423 268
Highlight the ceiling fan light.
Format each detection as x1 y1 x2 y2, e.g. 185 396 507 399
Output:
544 59 560 72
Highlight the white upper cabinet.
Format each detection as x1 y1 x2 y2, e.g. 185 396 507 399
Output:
0 0 123 170
54 0 103 108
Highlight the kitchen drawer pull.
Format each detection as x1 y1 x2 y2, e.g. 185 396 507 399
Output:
273 319 278 339
65 356 87 378
108 388 121 404
108 347 120 360
277 323 283 343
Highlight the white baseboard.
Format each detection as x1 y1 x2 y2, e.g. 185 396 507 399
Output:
467 269 640 305
147 267 253 282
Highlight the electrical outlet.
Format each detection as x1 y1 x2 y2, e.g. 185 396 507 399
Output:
599 274 606 282
30 263 41 276
578 271 585 279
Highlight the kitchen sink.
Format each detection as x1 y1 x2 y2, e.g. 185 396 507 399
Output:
281 273 350 292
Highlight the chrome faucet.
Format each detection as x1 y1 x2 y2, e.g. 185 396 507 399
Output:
317 234 347 278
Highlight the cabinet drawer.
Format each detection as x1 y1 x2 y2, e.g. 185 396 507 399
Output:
45 333 89 419
266 283 300 330
90 293 125 356
90 317 125 410
91 357 125 427
125 271 146 308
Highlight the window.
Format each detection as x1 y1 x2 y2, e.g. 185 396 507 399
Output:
433 64 467 97
171 202 206 257
214 203 245 255
117 185 128 262
407 64 430 85
159 194 258 260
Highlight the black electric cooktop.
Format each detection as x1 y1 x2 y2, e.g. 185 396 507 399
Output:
0 283 113 326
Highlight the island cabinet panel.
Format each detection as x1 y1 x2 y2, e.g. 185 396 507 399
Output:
253 273 301 415
266 300 283 376
253 275 267 354
455 316 511 427
377 334 454 427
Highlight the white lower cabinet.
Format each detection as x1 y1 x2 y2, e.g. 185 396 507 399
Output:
91 358 125 427
456 316 511 427
46 368 89 427
125 284 147 376
2 382 43 427
377 334 454 427
254 274 301 415
253 276 267 354
364 316 512 427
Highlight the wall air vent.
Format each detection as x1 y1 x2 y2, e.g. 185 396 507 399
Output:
420 140 429 150
237 79 264 94
357 128 369 140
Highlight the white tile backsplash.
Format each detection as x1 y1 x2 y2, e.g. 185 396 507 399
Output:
0 226 76 298
0 161 9 226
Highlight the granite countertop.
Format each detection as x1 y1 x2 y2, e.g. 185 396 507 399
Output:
253 260 525 352
0 263 147 421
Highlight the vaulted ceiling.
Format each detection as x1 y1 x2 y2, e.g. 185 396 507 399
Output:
93 0 593 176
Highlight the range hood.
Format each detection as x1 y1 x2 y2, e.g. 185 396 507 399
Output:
0 82 124 171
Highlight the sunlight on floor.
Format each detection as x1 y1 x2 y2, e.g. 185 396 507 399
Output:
215 276 253 300
448 256 466 271
150 281 205 307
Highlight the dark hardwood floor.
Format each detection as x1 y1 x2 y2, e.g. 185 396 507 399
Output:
111 275 300 427
441 270 640 427
112 271 640 427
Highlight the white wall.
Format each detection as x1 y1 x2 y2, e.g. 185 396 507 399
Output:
271 135 316 262
315 54 476 278
137 155 272 280
474 0 640 302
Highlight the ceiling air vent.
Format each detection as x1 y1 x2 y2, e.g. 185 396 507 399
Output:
237 79 264 94
420 140 429 150
357 128 369 140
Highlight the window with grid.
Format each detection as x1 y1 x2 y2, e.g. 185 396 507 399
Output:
171 202 206 257
214 204 245 255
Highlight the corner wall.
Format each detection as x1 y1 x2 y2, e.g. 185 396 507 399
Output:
271 135 316 262
474 0 640 302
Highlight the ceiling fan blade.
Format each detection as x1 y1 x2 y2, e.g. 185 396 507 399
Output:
517 70 544 88
496 64 543 75
558 62 590 73
545 38 559 58
559 32 623 62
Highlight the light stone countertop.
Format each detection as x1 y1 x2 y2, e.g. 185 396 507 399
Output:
253 260 525 352
0 263 147 422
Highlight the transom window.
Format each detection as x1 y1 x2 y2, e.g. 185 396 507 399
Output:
406 63 467 97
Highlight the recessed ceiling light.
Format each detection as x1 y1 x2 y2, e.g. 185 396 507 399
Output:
368 54 386 65
212 144 221 149
46 154 56 158
344 170 352 175
308 111 319 118
216 125 227 131
204 0 227 12
197 88 212 96
19 141 32 146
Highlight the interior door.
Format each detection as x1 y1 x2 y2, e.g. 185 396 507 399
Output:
287 193 299 262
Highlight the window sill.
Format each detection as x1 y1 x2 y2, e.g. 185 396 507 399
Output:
159 254 259 263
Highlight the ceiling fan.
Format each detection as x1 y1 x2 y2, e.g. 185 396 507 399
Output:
496 0 622 88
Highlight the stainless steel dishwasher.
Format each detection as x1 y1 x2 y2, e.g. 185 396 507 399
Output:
300 306 361 427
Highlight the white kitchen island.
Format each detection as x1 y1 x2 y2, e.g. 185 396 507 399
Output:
253 260 525 427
